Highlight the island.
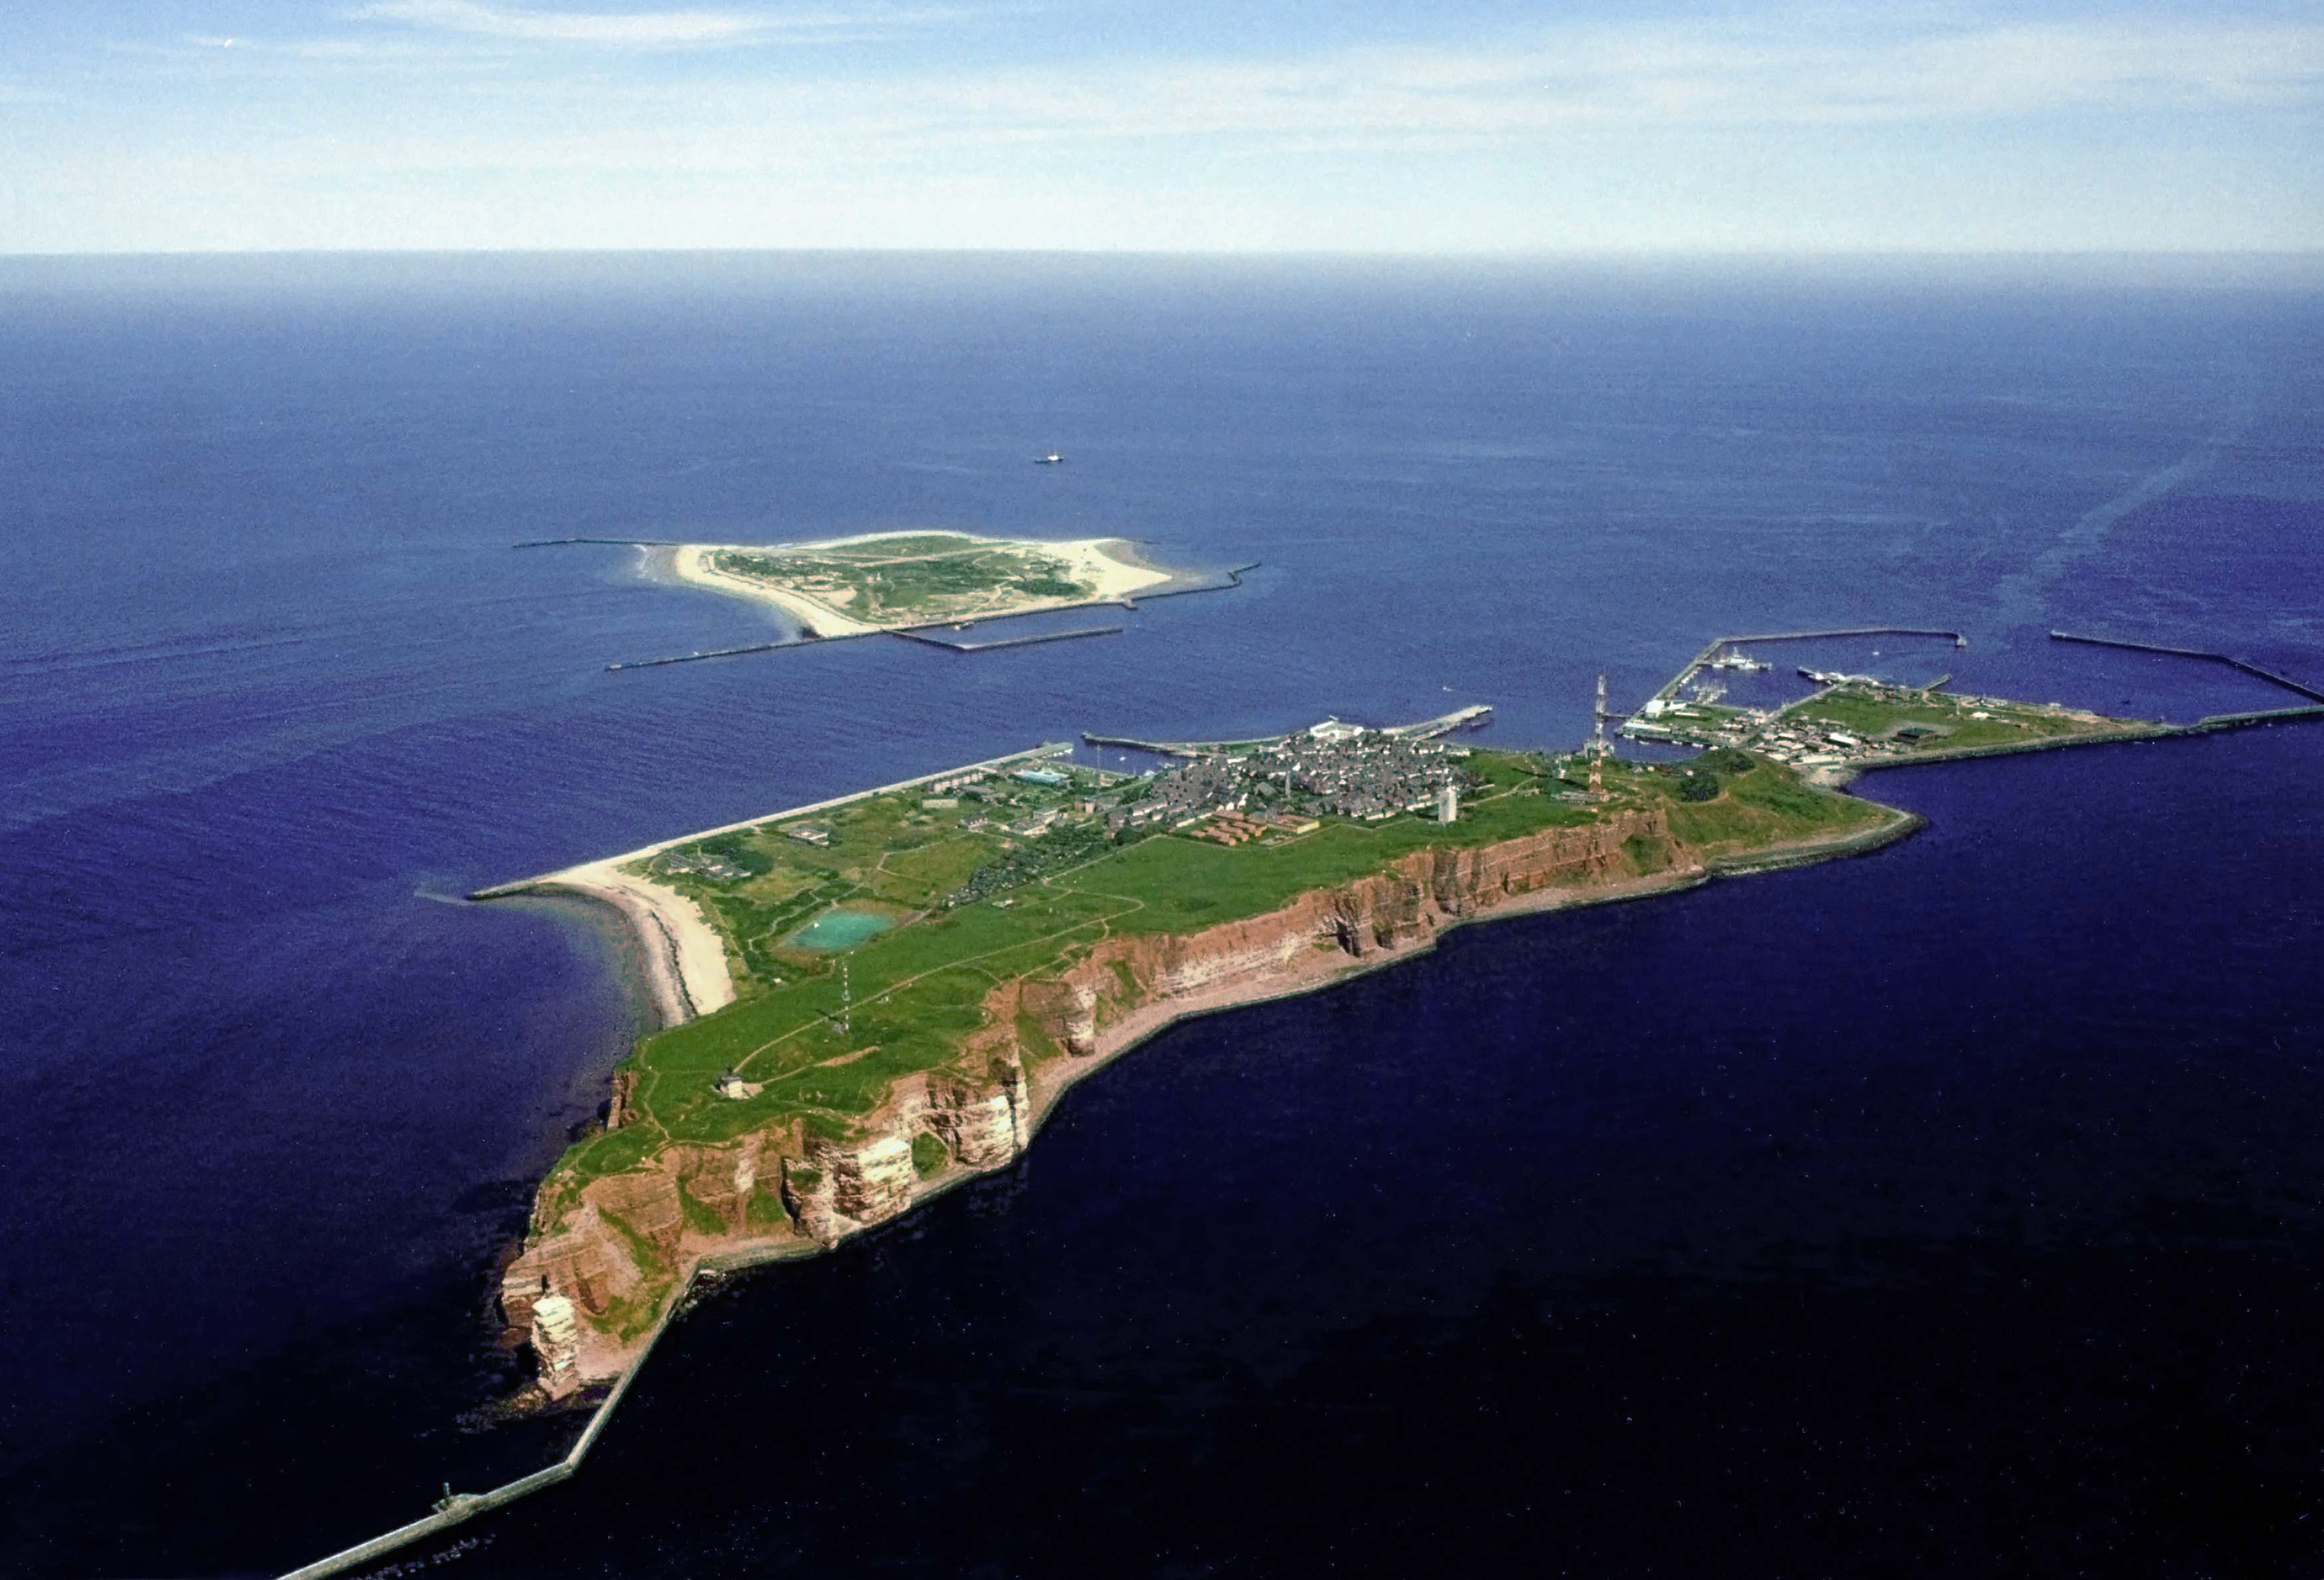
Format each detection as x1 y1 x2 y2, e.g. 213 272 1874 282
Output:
482 704 1937 1395
666 530 1179 637
283 639 2322 1578
480 629 2324 1401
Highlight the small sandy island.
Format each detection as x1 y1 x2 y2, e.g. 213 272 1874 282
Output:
665 531 1175 637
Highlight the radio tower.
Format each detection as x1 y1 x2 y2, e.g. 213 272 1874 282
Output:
838 960 853 1038
1586 674 1611 795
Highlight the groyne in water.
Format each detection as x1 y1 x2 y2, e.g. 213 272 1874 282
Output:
1117 560 1263 605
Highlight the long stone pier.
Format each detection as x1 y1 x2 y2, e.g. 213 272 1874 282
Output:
2048 630 2324 704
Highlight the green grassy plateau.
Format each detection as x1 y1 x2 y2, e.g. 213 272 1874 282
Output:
550 747 1890 1192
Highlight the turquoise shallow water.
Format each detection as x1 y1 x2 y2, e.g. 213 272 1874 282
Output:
789 908 896 951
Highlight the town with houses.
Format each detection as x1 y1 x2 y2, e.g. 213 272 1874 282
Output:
920 722 1479 906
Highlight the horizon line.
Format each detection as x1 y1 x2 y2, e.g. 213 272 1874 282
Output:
5 244 2323 262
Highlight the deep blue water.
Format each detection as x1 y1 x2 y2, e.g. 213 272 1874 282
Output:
1 254 2321 1577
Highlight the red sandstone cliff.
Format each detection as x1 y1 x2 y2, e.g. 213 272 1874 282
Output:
502 807 1682 1383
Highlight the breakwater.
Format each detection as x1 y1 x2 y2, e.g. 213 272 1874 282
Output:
2048 630 2324 705
606 637 821 671
893 623 1125 653
514 538 684 549
608 621 1127 669
277 1253 718 1580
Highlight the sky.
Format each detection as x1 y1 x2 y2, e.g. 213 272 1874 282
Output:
1 1 2319 254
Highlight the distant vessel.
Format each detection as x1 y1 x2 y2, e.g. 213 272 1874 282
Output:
1034 452 1066 465
1707 645 1770 672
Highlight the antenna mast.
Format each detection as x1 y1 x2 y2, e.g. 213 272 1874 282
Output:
1588 673 1611 796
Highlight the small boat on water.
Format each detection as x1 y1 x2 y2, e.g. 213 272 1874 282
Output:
1034 451 1066 465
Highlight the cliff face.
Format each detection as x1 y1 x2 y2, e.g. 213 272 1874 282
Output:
502 1048 1037 1346
504 807 1682 1377
1017 808 1669 1052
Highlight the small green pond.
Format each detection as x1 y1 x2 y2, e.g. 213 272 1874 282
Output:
789 908 896 951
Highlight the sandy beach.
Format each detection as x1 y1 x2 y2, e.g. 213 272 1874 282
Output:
664 544 880 637
475 740 1084 1030
531 859 736 1026
663 533 1176 633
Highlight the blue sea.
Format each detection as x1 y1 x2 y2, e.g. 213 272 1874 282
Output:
2 253 2321 1577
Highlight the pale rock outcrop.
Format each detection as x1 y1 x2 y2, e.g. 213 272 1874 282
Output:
920 1047 1032 1166
814 1131 916 1224
530 1292 581 1394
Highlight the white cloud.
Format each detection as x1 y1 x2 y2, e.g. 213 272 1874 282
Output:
1076 19 2324 142
151 14 2321 174
347 0 940 47
540 17 2317 166
14 8 2319 252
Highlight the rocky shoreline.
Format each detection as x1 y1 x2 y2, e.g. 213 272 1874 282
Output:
497 798 1918 1393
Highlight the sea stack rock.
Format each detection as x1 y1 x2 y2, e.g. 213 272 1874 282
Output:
531 1291 581 1395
